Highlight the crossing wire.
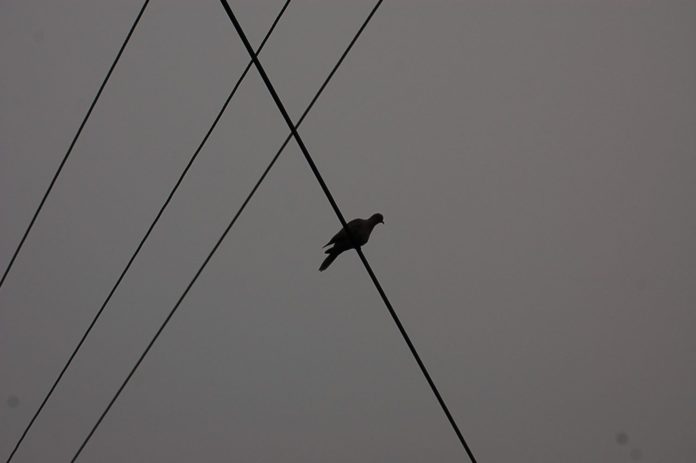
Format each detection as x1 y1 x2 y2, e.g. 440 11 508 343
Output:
69 2 384 460
0 0 150 292
219 1 478 461
4 1 291 461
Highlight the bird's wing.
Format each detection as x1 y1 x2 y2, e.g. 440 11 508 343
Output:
323 219 362 247
323 228 344 247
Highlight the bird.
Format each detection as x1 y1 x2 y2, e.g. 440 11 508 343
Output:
319 213 384 271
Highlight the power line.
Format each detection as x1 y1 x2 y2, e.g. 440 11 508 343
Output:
0 0 150 292
4 2 291 461
218 1 478 461
69 2 383 460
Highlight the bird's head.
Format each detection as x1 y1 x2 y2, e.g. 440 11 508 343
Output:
372 213 384 225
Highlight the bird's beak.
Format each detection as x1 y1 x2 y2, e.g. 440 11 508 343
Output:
381 219 385 224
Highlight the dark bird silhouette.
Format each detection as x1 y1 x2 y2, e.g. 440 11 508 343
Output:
319 213 384 271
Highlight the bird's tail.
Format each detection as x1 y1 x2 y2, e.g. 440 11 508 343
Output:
319 252 338 271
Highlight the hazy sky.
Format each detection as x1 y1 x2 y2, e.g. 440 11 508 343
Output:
1 1 695 461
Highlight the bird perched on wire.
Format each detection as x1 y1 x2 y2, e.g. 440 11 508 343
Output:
319 213 384 271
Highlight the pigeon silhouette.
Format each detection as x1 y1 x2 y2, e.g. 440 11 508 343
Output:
319 213 384 271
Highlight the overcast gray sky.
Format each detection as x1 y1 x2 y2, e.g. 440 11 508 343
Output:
1 1 695 461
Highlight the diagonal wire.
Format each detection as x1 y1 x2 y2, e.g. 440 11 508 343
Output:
219 1 478 461
69 1 383 460
4 1 292 461
0 0 150 292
